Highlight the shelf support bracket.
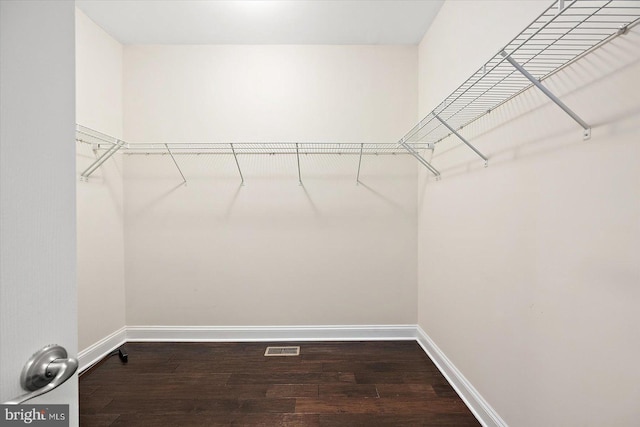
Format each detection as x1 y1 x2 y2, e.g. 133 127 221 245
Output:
230 143 244 185
356 143 364 185
165 144 186 184
557 0 565 14
501 51 591 140
295 143 302 185
80 139 125 179
433 114 489 166
400 140 441 180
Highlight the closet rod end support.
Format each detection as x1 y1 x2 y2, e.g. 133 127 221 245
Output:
583 128 591 141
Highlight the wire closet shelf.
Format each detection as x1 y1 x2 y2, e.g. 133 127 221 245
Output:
76 126 430 156
76 125 431 184
77 0 640 181
400 0 640 178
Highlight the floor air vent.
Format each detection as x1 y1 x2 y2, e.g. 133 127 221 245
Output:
264 346 300 356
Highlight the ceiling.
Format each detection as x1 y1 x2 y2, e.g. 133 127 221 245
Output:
75 0 444 45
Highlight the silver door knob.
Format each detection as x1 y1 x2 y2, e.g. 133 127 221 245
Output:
4 344 78 405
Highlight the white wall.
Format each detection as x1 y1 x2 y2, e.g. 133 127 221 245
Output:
123 45 419 326
76 9 126 352
0 0 78 419
417 1 640 426
124 45 416 143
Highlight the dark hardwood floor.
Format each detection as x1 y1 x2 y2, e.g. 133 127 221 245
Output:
79 341 481 426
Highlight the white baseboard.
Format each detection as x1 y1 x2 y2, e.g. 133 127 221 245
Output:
78 326 126 373
415 325 507 427
126 324 417 342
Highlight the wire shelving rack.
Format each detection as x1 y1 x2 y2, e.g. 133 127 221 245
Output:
77 0 640 183
400 0 640 178
76 125 430 185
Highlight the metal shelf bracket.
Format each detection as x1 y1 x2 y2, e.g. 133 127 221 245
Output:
356 143 364 185
433 114 488 166
295 143 302 185
165 144 187 184
400 140 441 180
80 139 125 179
500 50 591 140
230 143 245 186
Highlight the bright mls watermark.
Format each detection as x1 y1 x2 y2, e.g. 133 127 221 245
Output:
0 406 68 426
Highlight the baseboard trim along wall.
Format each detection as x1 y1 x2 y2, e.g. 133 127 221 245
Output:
78 326 127 373
78 324 505 427
126 324 417 342
415 325 507 427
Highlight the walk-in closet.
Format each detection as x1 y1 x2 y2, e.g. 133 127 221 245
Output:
1 1 639 426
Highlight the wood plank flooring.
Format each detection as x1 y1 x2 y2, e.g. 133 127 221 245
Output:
79 341 480 426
